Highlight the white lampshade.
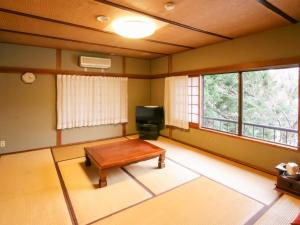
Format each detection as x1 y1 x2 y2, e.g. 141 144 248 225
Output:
112 17 156 39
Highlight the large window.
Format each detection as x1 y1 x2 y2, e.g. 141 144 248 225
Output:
198 67 299 147
202 73 239 134
188 77 199 124
242 68 298 146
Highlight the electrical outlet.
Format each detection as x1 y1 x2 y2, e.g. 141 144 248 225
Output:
0 140 5 148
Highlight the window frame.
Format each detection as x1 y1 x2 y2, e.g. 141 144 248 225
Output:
188 65 300 151
188 76 200 127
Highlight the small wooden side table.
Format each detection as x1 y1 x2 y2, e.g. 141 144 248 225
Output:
276 163 300 196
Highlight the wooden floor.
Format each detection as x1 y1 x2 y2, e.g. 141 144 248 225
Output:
0 135 299 225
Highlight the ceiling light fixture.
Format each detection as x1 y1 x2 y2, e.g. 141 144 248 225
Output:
97 15 109 22
112 17 156 39
164 2 175 11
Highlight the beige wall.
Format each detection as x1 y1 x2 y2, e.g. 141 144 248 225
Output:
150 56 168 75
127 79 151 134
0 43 151 152
0 43 56 69
150 23 300 74
61 125 122 145
172 128 300 174
0 73 57 153
150 78 165 106
125 57 150 75
150 78 169 136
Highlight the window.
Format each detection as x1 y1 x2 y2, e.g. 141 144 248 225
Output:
188 77 199 124
242 67 299 146
56 75 128 129
202 73 239 134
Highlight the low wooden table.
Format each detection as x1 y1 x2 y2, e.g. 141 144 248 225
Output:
84 139 166 188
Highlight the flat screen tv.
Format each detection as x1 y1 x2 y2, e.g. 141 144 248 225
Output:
136 106 164 129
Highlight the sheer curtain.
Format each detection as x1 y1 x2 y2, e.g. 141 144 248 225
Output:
164 76 189 129
57 75 128 129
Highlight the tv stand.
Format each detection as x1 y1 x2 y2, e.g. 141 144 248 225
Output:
138 124 159 140
136 106 164 140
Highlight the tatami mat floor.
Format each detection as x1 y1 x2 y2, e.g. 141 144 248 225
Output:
0 149 72 225
0 135 298 225
146 136 280 205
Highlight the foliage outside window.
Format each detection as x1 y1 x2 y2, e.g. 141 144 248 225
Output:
242 68 298 146
202 73 239 134
188 77 199 124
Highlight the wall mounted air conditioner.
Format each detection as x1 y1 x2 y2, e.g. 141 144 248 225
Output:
79 56 111 69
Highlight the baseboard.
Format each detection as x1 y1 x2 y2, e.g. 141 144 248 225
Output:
0 135 125 156
160 134 276 176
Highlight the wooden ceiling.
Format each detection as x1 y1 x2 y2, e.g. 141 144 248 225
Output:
0 0 299 59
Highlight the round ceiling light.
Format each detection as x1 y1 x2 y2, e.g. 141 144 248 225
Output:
165 2 175 11
112 17 156 39
97 15 109 22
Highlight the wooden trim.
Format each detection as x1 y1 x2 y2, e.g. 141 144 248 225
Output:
0 28 166 56
56 130 62 146
169 127 173 138
190 126 298 153
56 49 62 146
238 72 243 136
94 0 232 40
50 149 78 225
0 147 51 156
256 0 298 24
189 123 199 129
151 56 300 78
0 8 193 50
56 49 62 69
199 76 204 126
56 129 62 146
160 134 277 175
122 123 127 137
168 55 172 74
0 66 153 79
298 65 300 151
0 134 131 156
122 56 126 74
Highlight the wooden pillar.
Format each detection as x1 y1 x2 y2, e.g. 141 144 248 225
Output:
169 127 173 139
122 123 127 137
297 64 300 151
56 49 62 146
168 55 172 74
238 72 243 136
199 76 204 127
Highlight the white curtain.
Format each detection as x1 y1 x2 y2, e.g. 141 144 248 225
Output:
57 75 128 129
164 76 189 129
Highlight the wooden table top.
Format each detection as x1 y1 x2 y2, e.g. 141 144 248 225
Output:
84 139 165 169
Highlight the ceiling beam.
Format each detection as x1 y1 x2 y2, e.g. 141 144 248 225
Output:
0 8 193 50
257 0 298 24
0 28 167 56
94 0 233 40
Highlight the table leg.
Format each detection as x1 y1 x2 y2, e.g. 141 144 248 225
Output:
158 153 165 168
99 169 107 188
85 153 91 167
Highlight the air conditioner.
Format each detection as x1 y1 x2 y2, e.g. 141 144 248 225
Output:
79 56 111 69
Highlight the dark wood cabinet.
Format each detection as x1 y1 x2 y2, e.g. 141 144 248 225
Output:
276 174 300 196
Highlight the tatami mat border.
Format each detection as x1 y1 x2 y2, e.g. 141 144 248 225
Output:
2 136 284 225
50 148 79 225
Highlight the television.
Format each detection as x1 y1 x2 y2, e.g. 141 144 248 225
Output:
136 106 164 130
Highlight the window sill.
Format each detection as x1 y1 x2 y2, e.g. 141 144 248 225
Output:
186 124 298 152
